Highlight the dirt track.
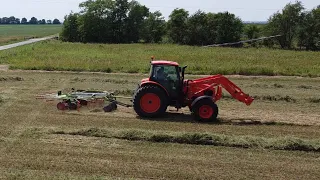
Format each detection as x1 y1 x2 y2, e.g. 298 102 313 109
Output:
0 35 58 51
0 65 9 71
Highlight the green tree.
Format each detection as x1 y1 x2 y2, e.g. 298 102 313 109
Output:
29 17 38 24
21 17 28 24
297 6 320 50
78 13 109 43
111 0 129 43
244 24 261 39
214 12 243 44
206 12 218 45
9 16 16 24
40 19 46 24
60 13 80 42
167 8 189 44
2 17 9 24
266 1 304 49
77 0 115 43
79 0 114 17
53 19 61 24
141 11 166 43
15 18 20 24
185 10 209 45
125 1 149 43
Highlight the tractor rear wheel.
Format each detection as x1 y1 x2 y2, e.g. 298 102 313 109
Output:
133 86 168 118
192 98 219 122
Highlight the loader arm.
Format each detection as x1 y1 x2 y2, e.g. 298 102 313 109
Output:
187 74 254 106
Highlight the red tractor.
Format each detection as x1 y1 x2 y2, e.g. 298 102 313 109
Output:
133 60 254 121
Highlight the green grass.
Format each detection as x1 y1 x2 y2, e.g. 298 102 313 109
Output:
0 25 61 45
1 40 320 76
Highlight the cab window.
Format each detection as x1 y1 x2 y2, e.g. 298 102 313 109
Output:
152 65 178 81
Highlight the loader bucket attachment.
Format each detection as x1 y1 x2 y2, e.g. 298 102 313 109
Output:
244 96 254 106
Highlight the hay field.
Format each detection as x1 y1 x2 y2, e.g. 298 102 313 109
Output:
0 25 61 45
0 70 319 179
1 40 320 76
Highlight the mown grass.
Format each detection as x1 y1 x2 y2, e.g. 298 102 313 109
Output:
0 25 61 45
54 128 320 152
1 71 320 179
1 40 320 76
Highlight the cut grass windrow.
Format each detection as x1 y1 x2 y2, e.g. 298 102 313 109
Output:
309 98 320 103
0 76 24 81
53 128 320 153
0 96 3 104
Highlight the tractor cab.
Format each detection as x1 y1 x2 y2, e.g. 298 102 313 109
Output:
149 61 181 100
146 60 187 106
134 59 189 118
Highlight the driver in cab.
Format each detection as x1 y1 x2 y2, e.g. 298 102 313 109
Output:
156 67 168 81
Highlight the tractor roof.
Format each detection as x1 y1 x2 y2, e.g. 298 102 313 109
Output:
151 60 179 66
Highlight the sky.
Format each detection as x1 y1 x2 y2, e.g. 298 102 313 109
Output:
1 0 319 22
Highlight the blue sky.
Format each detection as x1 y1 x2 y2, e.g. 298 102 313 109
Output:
1 0 319 22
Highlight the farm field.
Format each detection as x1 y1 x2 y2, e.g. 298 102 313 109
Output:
0 70 319 179
1 40 320 77
0 25 62 45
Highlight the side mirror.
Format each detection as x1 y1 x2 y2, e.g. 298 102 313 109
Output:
182 66 187 81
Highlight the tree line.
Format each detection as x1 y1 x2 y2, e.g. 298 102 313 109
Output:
60 0 320 51
0 16 61 25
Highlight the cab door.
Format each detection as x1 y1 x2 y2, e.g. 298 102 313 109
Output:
150 65 180 100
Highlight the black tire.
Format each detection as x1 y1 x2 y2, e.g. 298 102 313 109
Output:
68 102 78 110
103 102 117 112
79 100 88 106
192 98 219 122
133 86 168 118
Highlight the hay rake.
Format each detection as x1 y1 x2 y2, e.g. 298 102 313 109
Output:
36 89 132 112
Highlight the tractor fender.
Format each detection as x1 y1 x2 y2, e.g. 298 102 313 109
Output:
191 96 214 107
140 81 169 97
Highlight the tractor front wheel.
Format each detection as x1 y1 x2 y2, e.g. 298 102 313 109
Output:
192 98 219 122
133 86 168 118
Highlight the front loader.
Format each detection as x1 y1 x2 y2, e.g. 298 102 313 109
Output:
133 59 254 122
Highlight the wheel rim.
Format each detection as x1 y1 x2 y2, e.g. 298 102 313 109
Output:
57 102 67 110
140 93 161 113
199 105 213 119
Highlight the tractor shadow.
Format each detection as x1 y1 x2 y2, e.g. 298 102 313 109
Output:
138 111 293 126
